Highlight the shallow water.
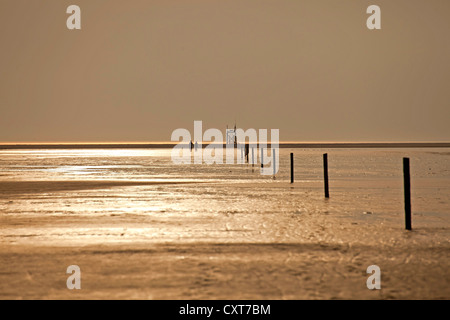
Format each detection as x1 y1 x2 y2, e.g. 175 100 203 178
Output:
0 148 449 246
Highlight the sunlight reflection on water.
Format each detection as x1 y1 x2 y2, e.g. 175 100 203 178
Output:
0 148 449 246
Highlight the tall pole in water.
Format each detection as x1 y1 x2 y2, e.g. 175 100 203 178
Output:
261 147 264 168
252 148 254 167
403 157 412 230
290 153 294 184
273 149 276 176
245 144 249 163
323 153 329 198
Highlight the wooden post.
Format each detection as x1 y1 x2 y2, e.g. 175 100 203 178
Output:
272 149 276 176
290 153 294 183
403 157 412 230
323 153 329 198
245 144 249 163
261 147 264 168
252 148 254 167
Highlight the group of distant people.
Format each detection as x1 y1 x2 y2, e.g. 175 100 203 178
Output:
189 140 198 151
188 140 251 163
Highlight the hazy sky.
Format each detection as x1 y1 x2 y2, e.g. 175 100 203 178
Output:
0 0 449 142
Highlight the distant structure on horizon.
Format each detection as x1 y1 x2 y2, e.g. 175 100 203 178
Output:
226 124 237 148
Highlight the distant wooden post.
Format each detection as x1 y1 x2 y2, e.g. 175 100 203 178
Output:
403 157 412 230
261 147 264 168
245 144 249 163
323 153 329 198
272 149 276 176
290 153 294 183
252 148 255 167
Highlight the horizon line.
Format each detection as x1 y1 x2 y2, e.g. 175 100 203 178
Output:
1 140 450 145
1 141 450 149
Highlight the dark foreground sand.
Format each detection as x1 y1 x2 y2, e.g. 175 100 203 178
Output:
0 241 448 300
